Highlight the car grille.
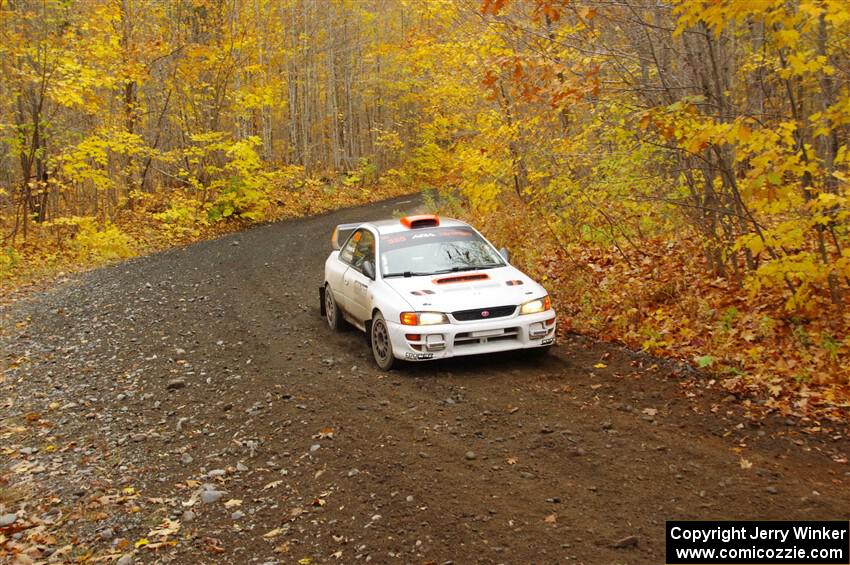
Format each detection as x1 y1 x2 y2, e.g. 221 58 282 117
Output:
452 305 516 321
454 327 520 346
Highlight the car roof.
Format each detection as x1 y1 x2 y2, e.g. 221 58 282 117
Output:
365 216 471 235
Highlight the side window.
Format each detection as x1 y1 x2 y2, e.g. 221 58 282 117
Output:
350 230 375 271
338 231 359 264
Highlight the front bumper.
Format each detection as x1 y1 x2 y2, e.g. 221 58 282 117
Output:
386 310 556 361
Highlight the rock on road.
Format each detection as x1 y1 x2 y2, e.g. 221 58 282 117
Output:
2 195 849 564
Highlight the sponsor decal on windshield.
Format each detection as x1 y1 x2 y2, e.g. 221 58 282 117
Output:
381 227 478 250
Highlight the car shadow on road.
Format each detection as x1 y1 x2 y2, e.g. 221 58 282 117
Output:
396 348 566 378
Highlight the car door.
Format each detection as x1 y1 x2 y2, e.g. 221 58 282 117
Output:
342 229 375 324
329 233 359 313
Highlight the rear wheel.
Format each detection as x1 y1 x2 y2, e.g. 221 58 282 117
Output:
370 312 396 370
324 284 344 332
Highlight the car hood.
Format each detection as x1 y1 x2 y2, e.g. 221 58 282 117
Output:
383 266 546 313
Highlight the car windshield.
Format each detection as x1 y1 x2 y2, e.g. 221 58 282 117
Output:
380 226 505 277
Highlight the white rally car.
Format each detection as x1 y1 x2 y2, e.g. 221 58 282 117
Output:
320 214 556 369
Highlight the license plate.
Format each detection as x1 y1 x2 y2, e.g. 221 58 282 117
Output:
471 329 505 338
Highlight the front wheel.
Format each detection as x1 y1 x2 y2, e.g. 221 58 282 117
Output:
370 312 396 370
324 284 345 332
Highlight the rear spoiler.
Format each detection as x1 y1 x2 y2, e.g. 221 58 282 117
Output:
331 223 360 250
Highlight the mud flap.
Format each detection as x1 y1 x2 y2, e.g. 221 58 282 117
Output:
364 319 373 346
319 286 326 317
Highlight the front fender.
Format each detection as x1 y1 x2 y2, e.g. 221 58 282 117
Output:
369 279 411 329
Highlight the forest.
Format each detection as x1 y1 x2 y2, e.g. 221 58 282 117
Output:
1 0 849 415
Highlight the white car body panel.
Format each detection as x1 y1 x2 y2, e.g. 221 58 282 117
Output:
382 266 543 312
324 251 349 312
385 308 554 361
322 216 556 364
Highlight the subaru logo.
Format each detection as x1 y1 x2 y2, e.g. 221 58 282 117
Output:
481 310 490 317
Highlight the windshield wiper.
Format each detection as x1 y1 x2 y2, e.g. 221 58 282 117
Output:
384 264 504 278
428 264 504 275
383 271 433 278
450 264 503 272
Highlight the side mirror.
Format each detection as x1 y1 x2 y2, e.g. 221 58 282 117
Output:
362 260 376 280
499 247 510 263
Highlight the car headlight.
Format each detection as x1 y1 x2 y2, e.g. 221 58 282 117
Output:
520 295 551 315
400 311 449 325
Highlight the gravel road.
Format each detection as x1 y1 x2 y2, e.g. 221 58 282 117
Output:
2 195 849 564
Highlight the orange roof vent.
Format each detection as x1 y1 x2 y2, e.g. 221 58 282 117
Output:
400 214 440 229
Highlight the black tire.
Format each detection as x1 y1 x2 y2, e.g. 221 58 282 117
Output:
324 284 345 332
370 312 396 370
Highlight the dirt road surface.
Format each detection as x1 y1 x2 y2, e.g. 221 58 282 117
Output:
2 196 849 564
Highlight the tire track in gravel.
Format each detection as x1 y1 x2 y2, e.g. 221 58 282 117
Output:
2 194 849 565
